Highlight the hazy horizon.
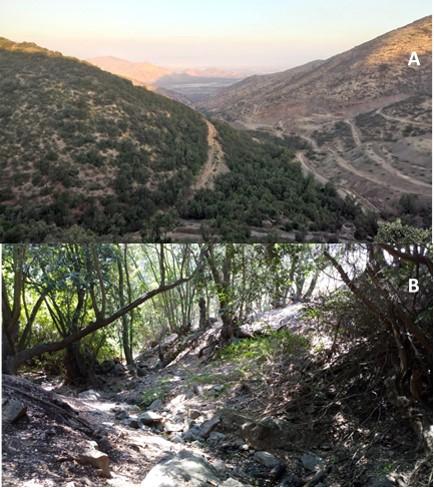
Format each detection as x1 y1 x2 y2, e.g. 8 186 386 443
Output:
1 0 431 71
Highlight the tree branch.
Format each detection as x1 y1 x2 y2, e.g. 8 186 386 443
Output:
13 274 193 366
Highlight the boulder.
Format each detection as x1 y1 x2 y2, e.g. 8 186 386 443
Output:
242 417 295 450
3 399 27 423
219 409 296 450
140 411 164 426
253 451 282 469
76 444 110 477
141 450 221 487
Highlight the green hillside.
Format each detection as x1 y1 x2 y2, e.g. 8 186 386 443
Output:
0 38 376 241
0 37 208 240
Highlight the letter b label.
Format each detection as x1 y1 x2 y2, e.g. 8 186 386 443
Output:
409 279 419 293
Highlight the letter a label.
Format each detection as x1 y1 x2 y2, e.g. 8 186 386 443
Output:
408 52 421 66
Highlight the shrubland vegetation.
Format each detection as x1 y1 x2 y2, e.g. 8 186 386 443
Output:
183 122 377 240
0 37 207 241
0 37 383 242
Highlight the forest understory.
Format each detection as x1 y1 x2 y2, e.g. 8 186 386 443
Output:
2 238 432 487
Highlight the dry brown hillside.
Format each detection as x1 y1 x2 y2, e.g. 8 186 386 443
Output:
202 16 432 125
201 16 432 218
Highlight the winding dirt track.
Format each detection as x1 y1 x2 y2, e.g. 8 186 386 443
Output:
295 151 379 213
364 146 432 192
375 107 431 129
328 149 429 195
344 119 363 147
191 120 228 192
344 116 431 193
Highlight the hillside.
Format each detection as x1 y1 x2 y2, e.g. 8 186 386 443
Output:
0 37 379 242
201 17 432 220
0 37 209 241
202 16 431 122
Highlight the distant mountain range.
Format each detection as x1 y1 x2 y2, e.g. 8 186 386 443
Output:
87 56 247 103
87 56 172 86
87 56 246 85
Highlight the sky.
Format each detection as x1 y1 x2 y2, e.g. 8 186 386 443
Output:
1 0 431 70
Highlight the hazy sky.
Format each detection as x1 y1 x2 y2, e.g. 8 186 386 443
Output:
1 0 431 70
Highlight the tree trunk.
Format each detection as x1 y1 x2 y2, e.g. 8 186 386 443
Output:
64 343 89 384
198 296 207 329
220 311 235 341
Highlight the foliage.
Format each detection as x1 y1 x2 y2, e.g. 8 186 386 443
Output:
140 383 170 407
218 329 309 364
376 219 432 245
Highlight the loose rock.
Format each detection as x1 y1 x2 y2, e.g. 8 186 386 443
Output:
3 399 27 423
140 411 164 426
208 431 226 443
78 390 100 401
198 416 220 438
189 409 201 419
76 444 110 477
366 475 396 486
141 450 221 487
149 399 164 411
301 452 324 472
253 451 282 468
114 409 129 420
221 477 246 486
164 421 185 433
182 425 203 442
128 419 140 429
